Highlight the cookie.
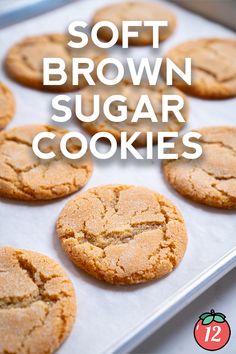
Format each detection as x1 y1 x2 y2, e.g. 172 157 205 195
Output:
163 126 236 208
92 1 176 46
0 247 76 354
0 82 15 130
162 38 236 99
5 33 106 92
80 80 189 147
57 185 187 285
0 124 92 201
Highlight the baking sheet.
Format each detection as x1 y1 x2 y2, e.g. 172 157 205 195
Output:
0 1 236 354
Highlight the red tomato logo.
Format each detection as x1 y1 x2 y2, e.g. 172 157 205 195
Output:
194 309 231 351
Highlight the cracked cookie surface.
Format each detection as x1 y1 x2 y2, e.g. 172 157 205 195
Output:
162 38 236 98
163 126 236 208
0 82 15 130
57 185 187 285
0 124 92 201
5 34 106 92
92 1 176 45
80 81 188 147
0 247 76 354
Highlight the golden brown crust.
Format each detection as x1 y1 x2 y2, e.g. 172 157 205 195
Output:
91 1 176 46
57 184 187 285
163 126 236 208
80 81 189 147
5 33 107 92
162 38 236 99
0 247 76 354
0 124 93 201
0 82 15 130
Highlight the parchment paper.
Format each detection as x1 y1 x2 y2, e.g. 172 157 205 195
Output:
0 1 236 353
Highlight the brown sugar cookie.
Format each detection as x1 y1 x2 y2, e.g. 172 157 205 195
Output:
57 185 187 285
5 33 106 92
0 247 76 354
80 81 189 147
163 126 236 208
0 124 92 201
92 1 176 45
162 38 236 99
0 82 15 130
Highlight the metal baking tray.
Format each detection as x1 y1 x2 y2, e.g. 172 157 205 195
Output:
0 1 235 353
169 0 236 31
0 0 76 29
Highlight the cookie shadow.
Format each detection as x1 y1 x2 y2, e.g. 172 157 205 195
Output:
0 197 64 208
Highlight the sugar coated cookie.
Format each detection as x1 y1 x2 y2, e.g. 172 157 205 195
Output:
0 125 92 201
57 185 187 285
92 1 176 46
162 38 236 98
0 82 15 130
0 247 76 354
5 34 106 92
163 126 236 208
80 81 189 147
